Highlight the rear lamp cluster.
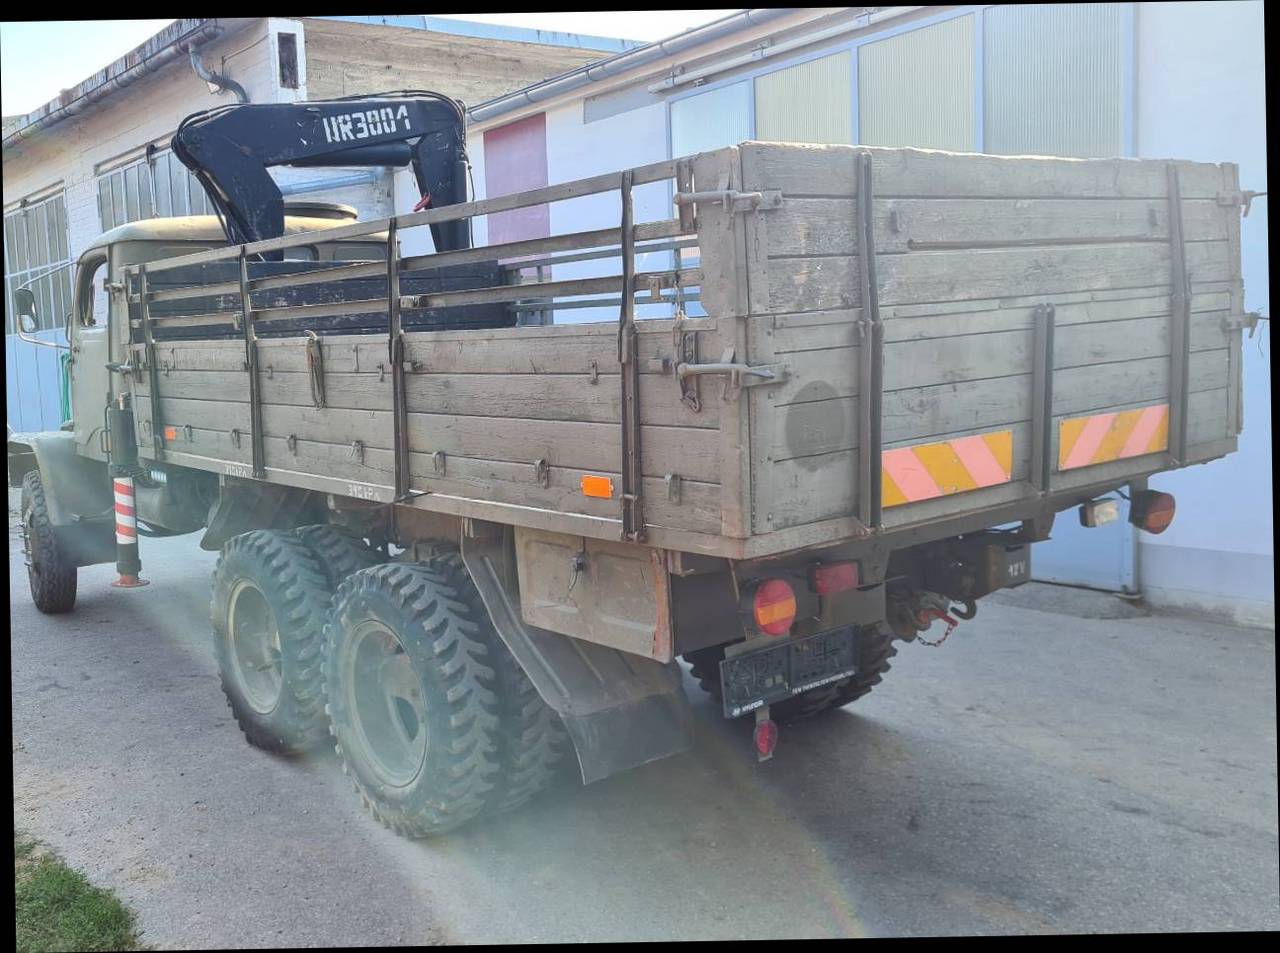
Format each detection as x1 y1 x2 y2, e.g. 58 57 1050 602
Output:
1130 489 1176 535
751 579 797 637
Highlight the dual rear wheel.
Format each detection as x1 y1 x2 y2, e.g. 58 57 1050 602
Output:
209 527 565 837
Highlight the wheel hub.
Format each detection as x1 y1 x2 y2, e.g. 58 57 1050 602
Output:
344 620 428 788
226 579 284 714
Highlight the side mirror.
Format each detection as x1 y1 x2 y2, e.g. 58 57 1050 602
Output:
15 287 38 333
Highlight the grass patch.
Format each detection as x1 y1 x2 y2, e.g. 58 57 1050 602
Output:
15 831 141 952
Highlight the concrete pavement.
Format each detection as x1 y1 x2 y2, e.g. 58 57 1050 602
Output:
9 521 1279 944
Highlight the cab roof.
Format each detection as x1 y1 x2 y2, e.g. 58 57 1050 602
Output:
82 212 386 255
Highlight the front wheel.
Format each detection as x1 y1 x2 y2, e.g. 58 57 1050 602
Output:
210 530 333 753
21 470 77 614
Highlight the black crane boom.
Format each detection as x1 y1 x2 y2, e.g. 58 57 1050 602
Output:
171 91 471 256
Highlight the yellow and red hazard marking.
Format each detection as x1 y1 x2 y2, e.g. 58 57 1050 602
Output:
1057 403 1168 471
882 429 1014 508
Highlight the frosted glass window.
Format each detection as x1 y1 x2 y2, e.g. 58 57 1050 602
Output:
983 3 1127 158
670 81 751 158
755 50 853 145
859 16 976 151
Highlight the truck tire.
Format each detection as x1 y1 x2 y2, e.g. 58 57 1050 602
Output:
20 470 77 614
293 524 381 587
210 530 332 753
423 545 568 815
322 562 500 837
683 624 898 725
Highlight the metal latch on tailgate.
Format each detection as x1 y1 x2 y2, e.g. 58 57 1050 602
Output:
672 189 783 214
676 346 788 401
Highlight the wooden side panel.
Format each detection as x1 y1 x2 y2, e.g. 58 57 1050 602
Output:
737 140 1238 537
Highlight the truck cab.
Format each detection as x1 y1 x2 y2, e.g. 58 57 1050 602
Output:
9 204 388 549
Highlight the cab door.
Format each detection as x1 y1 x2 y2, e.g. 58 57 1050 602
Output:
68 248 111 461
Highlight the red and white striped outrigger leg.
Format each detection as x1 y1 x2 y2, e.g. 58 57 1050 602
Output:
110 475 149 588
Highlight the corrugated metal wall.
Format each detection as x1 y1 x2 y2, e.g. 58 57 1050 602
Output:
983 2 1127 157
755 50 853 145
670 81 752 158
858 14 976 152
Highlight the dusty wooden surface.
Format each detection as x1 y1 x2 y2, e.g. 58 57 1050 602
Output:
127 141 1244 557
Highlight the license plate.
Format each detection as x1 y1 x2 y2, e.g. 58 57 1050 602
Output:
719 627 858 718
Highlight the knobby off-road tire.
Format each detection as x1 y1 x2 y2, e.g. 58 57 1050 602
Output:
293 524 381 587
21 470 77 614
210 530 333 754
424 545 569 815
322 562 501 837
684 624 899 725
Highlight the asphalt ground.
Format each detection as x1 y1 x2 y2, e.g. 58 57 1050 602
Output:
9 521 1279 944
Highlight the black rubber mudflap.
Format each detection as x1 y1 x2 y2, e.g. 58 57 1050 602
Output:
461 533 694 785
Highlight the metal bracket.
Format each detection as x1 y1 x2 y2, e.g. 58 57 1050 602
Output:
432 450 447 476
349 440 365 464
230 428 242 449
183 424 193 442
286 434 297 455
533 458 550 488
665 473 682 504
1217 189 1267 217
587 360 599 384
305 330 325 409
673 311 701 412
1223 310 1265 333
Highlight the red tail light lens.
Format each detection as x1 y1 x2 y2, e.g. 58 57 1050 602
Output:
1130 490 1176 534
810 560 859 595
752 579 797 636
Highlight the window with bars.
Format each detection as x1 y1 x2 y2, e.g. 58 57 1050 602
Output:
97 148 213 233
3 192 72 336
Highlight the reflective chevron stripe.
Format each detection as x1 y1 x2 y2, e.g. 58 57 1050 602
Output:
1057 403 1169 471
882 429 1014 509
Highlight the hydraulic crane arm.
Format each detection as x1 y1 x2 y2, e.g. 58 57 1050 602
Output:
171 91 471 256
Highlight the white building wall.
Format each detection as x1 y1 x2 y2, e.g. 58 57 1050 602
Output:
1135 0 1272 627
544 100 673 324
2 22 279 262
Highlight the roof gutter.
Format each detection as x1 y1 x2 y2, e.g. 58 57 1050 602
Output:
2 19 234 150
466 7 800 124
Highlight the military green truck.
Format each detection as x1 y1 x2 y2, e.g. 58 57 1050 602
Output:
9 95 1256 838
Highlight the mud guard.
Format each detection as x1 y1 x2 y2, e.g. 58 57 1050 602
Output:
461 529 694 784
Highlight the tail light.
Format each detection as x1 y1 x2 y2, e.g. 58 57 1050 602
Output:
751 579 797 637
1130 490 1176 534
810 560 859 595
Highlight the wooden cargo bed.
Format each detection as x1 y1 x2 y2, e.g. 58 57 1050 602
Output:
121 142 1246 560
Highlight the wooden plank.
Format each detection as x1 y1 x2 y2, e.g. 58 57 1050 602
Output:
739 141 1224 200
881 374 1031 446
759 242 1232 315
405 455 721 535
404 413 723 484
762 197 1227 259
139 368 717 428
139 155 685 274
1051 348 1229 418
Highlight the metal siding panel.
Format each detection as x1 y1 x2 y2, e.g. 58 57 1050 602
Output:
858 15 977 152
984 2 1127 158
670 81 752 158
755 50 853 145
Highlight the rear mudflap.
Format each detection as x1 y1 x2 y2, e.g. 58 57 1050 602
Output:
461 530 694 784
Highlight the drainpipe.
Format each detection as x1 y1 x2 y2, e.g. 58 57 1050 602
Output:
188 45 249 103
